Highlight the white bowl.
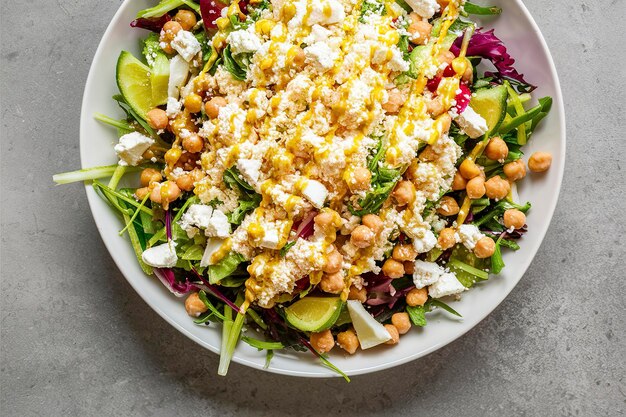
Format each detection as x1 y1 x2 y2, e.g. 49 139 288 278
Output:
80 0 565 377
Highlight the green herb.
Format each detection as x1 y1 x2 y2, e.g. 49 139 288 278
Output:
490 235 505 274
198 290 226 321
463 1 502 15
360 0 386 23
448 258 489 282
279 240 297 257
223 167 262 225
498 97 552 135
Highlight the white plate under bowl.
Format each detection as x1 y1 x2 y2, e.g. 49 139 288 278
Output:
80 0 565 377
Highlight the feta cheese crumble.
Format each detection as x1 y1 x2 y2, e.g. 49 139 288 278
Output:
114 132 154 166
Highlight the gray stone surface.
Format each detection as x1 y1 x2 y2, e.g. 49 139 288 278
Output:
1 0 624 416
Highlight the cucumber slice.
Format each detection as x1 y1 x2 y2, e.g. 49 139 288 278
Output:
116 51 154 120
284 297 343 332
150 53 170 106
469 85 508 134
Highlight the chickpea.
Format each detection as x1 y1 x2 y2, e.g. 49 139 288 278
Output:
162 20 182 36
528 151 552 172
176 174 195 191
451 171 467 191
292 47 305 68
382 259 405 279
382 89 404 114
484 175 510 200
461 65 473 83
466 176 486 199
185 292 207 317
419 146 437 162
182 133 204 153
406 287 428 307
503 159 526 181
146 108 169 130
474 237 496 258
135 187 150 200
349 166 371 192
348 285 367 303
391 312 411 335
404 261 415 274
174 9 197 31
392 243 418 262
436 196 460 216
184 93 204 114
160 21 182 53
392 180 416 207
140 168 162 187
362 214 383 235
459 159 481 180
314 211 337 234
319 272 344 294
323 248 343 274
484 136 509 161
437 50 455 66
437 227 457 250
204 96 227 119
149 181 181 205
438 113 452 134
337 328 359 354
426 96 445 117
384 324 400 345
503 209 526 230
164 147 182 165
408 13 432 45
350 225 375 248
437 0 451 9
310 329 334 354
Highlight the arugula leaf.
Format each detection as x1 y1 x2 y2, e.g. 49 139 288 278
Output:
490 237 505 274
406 305 427 327
463 1 502 15
427 299 462 317
112 94 157 134
473 200 531 227
223 167 261 225
248 0 270 21
224 167 254 193
228 196 261 225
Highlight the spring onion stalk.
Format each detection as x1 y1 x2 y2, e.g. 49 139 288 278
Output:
52 165 140 185
219 305 233 373
448 258 489 280
241 336 284 350
108 165 127 189
505 81 528 145
218 300 248 376
264 350 274 369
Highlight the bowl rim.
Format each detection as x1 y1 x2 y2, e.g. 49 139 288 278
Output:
80 0 566 378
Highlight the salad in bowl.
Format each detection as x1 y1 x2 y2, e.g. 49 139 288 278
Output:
56 0 555 379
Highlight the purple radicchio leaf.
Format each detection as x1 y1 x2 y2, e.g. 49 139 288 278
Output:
153 268 198 297
130 14 172 32
451 28 536 92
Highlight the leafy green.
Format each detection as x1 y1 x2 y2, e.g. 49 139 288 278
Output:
463 1 502 15
498 97 552 135
248 0 270 21
93 113 133 136
222 45 250 81
429 299 462 317
198 290 226 321
490 236 505 274
113 94 157 134
406 305 427 327
136 0 199 18
223 167 262 225
264 349 274 369
349 138 401 216
473 200 531 227
448 258 489 286
208 251 246 284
